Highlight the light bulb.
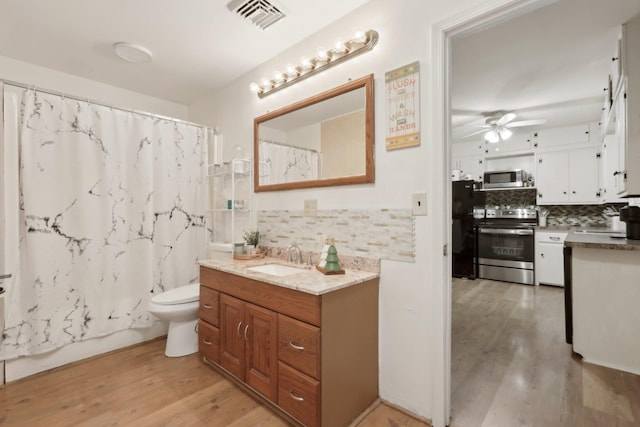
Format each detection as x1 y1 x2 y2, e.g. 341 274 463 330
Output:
300 56 313 70
249 82 261 93
334 40 347 53
260 79 272 90
317 47 328 61
273 71 284 83
285 64 298 77
354 30 367 43
484 129 500 143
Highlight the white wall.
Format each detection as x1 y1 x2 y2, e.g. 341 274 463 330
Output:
0 55 188 119
188 0 491 422
1 55 189 382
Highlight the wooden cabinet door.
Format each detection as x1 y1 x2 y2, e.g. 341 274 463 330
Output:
245 303 278 401
220 294 246 380
536 151 569 204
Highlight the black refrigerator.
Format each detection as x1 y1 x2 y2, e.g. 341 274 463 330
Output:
452 180 483 279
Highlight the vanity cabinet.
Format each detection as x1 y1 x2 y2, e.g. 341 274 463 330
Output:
198 286 220 363
220 294 278 401
198 266 379 427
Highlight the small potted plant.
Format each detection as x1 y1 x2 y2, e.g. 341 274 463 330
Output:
243 229 260 254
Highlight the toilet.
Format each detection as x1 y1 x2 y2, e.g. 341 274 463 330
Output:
148 283 200 357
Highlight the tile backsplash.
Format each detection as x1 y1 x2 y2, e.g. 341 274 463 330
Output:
482 189 628 227
257 209 415 263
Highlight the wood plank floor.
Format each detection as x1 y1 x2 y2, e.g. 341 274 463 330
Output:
0 338 428 427
451 277 640 427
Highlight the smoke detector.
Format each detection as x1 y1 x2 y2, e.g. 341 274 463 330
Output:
226 0 285 30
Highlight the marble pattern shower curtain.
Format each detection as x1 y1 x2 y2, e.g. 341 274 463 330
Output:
0 89 207 359
258 140 319 184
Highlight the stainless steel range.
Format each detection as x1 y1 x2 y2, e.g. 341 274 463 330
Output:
475 206 537 285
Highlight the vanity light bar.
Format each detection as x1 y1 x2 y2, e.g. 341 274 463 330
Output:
249 29 379 98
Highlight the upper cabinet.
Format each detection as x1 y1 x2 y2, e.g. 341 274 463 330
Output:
536 146 601 205
532 123 593 150
600 13 640 197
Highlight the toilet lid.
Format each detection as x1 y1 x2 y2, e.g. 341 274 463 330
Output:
151 283 200 305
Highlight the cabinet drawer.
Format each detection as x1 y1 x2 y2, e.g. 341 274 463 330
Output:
199 286 219 327
278 361 320 427
198 320 220 363
278 314 320 380
536 231 568 244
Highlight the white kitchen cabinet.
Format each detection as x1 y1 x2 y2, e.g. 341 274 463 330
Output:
532 123 591 150
484 132 533 155
607 13 640 197
536 146 601 205
535 230 568 287
601 134 627 203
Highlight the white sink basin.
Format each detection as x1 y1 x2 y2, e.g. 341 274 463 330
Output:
246 263 306 277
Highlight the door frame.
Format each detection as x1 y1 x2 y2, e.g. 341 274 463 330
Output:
430 0 555 426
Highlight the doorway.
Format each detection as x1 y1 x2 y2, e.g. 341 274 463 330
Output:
438 0 640 426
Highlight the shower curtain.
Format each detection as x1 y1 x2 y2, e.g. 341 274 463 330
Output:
258 140 319 184
0 88 208 359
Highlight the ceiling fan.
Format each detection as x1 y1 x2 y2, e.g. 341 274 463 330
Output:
461 111 547 143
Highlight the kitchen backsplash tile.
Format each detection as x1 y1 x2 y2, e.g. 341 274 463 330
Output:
484 188 537 207
544 203 626 227
481 188 627 227
257 209 415 263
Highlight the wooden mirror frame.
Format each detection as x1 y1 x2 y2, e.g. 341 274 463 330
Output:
253 74 374 192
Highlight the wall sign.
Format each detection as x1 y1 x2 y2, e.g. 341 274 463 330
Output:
385 61 420 151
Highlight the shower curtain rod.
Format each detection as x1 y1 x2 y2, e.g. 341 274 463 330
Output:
0 78 207 130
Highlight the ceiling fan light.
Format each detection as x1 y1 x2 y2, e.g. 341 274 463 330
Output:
485 129 500 143
498 127 513 140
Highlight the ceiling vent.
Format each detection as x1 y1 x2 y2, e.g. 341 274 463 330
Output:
227 0 285 30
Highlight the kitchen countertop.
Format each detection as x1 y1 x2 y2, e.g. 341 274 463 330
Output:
199 256 379 296
564 231 640 251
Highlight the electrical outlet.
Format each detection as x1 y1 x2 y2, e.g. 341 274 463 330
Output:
304 199 317 217
412 193 427 216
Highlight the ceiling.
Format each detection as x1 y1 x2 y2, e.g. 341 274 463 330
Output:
452 0 640 143
0 0 370 104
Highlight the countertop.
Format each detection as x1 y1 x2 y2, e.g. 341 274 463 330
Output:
564 231 640 251
199 256 379 296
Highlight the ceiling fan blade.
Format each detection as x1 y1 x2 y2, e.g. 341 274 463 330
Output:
462 129 489 138
496 112 516 126
505 119 547 128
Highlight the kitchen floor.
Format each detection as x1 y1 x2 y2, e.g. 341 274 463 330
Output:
0 338 427 426
451 277 640 427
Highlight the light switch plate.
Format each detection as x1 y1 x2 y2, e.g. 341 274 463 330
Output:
304 199 318 217
412 193 427 216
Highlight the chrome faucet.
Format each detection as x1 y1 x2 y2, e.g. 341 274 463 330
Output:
286 243 302 264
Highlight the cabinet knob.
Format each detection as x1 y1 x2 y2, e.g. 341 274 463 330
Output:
563 191 567 195
612 56 619 61
244 324 249 341
203 304 213 309
572 191 576 194
203 339 212 345
541 253 544 258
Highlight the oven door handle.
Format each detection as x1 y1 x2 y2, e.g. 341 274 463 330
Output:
478 228 534 236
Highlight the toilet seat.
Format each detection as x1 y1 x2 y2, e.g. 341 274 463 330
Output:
151 283 199 305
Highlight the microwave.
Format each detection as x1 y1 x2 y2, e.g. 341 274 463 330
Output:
483 169 526 189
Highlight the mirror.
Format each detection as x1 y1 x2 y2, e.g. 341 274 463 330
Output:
254 74 374 192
